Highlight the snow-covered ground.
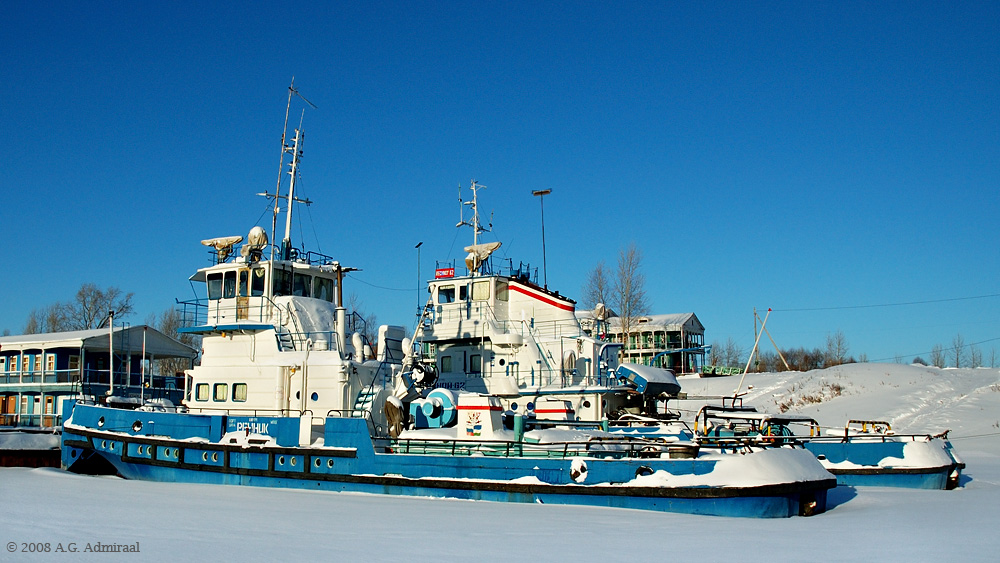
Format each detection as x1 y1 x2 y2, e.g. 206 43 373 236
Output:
2 364 999 562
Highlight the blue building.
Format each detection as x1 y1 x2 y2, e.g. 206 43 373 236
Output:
0 326 197 427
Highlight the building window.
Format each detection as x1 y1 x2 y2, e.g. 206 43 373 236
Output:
213 383 228 402
33 355 41 372
195 383 209 401
22 356 31 373
232 383 247 402
46 354 55 372
0 357 5 372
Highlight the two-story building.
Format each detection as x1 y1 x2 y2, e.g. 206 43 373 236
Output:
0 325 198 427
577 312 706 375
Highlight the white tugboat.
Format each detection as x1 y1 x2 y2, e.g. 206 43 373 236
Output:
60 86 836 517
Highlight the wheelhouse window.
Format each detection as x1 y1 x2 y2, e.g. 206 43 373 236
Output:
232 383 248 402
195 383 210 401
213 383 228 402
495 280 508 301
251 268 266 296
238 270 249 297
438 285 455 303
273 269 293 296
440 355 453 373
459 285 468 301
207 273 223 300
314 277 334 302
223 271 237 298
469 354 482 373
293 273 312 297
472 281 490 301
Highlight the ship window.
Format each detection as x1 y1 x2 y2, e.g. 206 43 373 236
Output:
496 281 508 302
251 268 266 296
314 277 334 302
293 273 312 297
207 273 223 300
213 383 228 402
459 285 468 301
238 270 249 297
470 354 482 373
232 383 247 402
273 269 293 296
223 271 237 298
195 383 209 401
438 285 455 303
472 281 490 301
440 355 453 373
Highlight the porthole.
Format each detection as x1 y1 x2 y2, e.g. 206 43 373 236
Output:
295 391 300 400
327 459 334 468
101 440 107 449
511 402 518 411
290 457 297 467
173 449 179 459
583 400 591 408
98 417 105 427
136 445 143 455
635 466 654 478
278 456 285 466
311 392 319 401
132 420 143 432
202 452 208 462
526 402 535 411
212 452 219 462
498 358 505 366
314 458 321 468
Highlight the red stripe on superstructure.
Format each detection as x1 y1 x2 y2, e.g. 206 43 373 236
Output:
455 405 504 411
509 283 575 312
533 409 574 414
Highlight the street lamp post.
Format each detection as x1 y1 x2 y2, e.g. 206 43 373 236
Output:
532 189 552 288
415 241 423 315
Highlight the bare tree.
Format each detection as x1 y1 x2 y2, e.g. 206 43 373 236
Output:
969 344 982 369
612 242 648 363
930 344 946 368
991 348 997 368
347 293 379 346
824 330 849 367
23 284 134 333
150 308 200 376
581 260 612 311
952 334 966 368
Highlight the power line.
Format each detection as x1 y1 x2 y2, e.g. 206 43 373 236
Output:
869 335 1000 363
774 293 1000 313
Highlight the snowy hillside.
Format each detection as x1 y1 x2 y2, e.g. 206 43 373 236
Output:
1 363 999 562
677 363 1000 438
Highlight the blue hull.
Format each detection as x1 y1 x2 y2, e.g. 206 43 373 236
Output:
61 403 834 518
804 440 963 490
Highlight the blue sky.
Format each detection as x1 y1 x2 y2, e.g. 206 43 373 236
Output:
2 1 998 363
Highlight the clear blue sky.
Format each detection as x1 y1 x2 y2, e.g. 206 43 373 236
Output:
3 1 998 363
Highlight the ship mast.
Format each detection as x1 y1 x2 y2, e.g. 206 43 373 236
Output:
457 180 489 248
262 79 317 262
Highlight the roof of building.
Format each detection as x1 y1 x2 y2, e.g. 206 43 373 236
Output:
576 311 705 333
0 325 198 359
